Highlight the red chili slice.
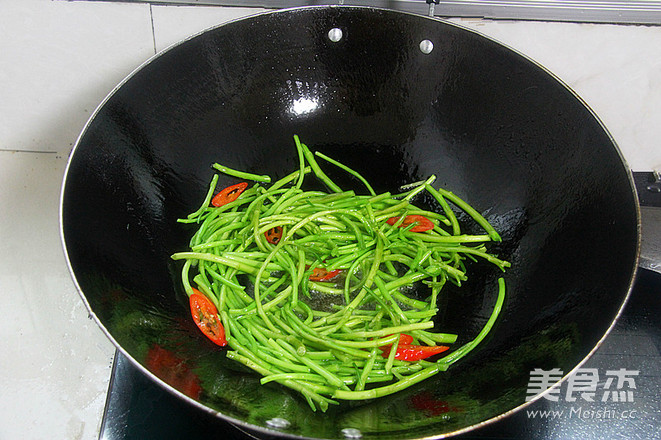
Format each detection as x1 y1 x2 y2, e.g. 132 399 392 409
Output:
386 215 434 232
377 333 414 351
189 288 227 346
410 391 462 416
309 267 342 282
380 344 449 361
145 345 202 399
264 226 283 244
211 182 248 207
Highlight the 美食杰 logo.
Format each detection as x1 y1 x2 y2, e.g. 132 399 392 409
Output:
524 367 641 421
526 367 638 402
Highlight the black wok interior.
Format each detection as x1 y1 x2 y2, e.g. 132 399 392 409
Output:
61 7 639 439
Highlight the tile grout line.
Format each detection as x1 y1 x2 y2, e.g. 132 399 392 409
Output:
149 3 157 54
0 149 59 154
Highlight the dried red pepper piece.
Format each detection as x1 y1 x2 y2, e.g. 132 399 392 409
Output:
386 214 434 232
264 226 283 244
377 333 414 349
309 267 342 282
380 344 449 361
189 288 227 346
145 345 202 399
410 391 462 416
211 182 248 207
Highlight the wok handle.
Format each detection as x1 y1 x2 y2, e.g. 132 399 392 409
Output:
426 0 440 16
635 171 661 273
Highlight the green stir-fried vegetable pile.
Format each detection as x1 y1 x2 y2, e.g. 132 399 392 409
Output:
172 136 509 411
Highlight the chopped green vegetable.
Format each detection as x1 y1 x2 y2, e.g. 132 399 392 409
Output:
171 136 510 411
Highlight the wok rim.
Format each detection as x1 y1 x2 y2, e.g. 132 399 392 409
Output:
58 5 642 439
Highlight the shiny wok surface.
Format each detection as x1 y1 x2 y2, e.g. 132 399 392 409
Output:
60 7 639 439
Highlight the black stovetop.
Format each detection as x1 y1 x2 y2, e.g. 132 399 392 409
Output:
99 173 661 440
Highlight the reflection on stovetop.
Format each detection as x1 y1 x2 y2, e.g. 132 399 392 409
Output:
100 269 660 440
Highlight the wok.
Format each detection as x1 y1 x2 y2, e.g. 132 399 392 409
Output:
60 6 640 439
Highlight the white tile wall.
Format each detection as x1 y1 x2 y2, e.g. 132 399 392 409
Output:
1 2 659 439
0 0 154 154
450 18 661 171
151 4 270 52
